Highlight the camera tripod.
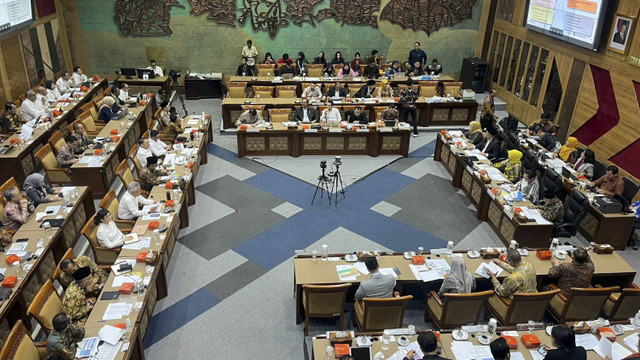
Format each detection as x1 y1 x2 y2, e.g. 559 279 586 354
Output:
328 162 346 206
311 164 332 205
169 76 188 117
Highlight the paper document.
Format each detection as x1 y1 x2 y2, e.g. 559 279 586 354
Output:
122 237 150 250
353 262 370 275
625 333 640 352
575 333 599 351
110 260 136 276
399 342 424 358
408 264 428 281
21 125 33 140
163 153 176 165
379 268 398 278
111 274 141 287
44 205 61 214
78 156 95 164
98 325 125 345
450 341 476 360
529 349 544 360
510 352 525 360
336 265 358 281
5 242 27 255
425 259 450 271
417 269 444 282
474 345 494 360
475 262 504 279
76 337 99 358
102 303 132 321
93 341 122 360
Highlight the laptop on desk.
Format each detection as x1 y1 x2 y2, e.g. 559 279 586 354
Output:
342 75 354 81
282 73 294 79
0 144 14 155
117 109 129 119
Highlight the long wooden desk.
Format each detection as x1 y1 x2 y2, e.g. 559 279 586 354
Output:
118 76 171 96
0 186 94 346
229 75 455 90
222 97 478 129
293 251 636 324
237 123 411 158
0 80 108 185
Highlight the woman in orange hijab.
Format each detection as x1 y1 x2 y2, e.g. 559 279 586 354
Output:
558 136 579 163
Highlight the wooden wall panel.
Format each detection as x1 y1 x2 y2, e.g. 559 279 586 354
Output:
1 36 29 101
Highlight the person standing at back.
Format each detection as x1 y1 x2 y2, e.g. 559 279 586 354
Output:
408 41 427 68
241 40 258 74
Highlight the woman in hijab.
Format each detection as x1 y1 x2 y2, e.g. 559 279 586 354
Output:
464 121 485 147
385 60 402 77
98 96 120 122
439 256 475 297
337 63 356 78
24 173 60 207
44 80 61 103
376 79 395 97
558 136 579 163
295 52 308 75
496 150 523 182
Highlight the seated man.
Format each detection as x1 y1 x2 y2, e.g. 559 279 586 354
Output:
35 86 49 110
119 83 131 102
72 66 88 85
320 100 341 126
514 169 539 203
537 190 564 226
71 123 94 154
301 83 322 99
405 60 424 77
56 135 80 168
118 181 159 220
147 59 164 76
487 249 537 300
355 258 396 300
403 331 449 360
380 104 399 124
294 98 318 123
590 165 625 196
21 90 47 123
46 313 85 360
527 113 556 136
140 156 168 191
235 108 264 127
548 247 594 297
149 130 171 157
354 80 376 98
62 266 102 323
278 60 298 76
236 57 254 76
489 337 511 360
325 81 348 98
479 125 506 161
59 256 107 289
362 59 380 79
56 70 72 94
0 102 20 133
3 188 32 230
345 106 367 124
426 59 443 75
136 138 154 167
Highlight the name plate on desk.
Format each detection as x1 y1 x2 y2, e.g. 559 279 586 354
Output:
329 128 342 133
246 129 260 133
304 129 318 133
379 128 393 133
356 129 369 133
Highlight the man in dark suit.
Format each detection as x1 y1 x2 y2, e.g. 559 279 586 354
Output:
325 81 349 98
345 106 368 124
294 98 318 123
480 125 506 161
613 22 628 44
354 80 376 98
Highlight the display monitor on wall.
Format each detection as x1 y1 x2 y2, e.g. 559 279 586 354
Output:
525 0 609 51
0 0 35 36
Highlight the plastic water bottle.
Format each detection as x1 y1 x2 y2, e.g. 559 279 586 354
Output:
321 244 328 261
125 318 133 334
13 261 24 280
446 241 454 257
550 238 559 253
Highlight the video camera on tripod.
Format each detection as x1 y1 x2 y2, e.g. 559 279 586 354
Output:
168 69 181 81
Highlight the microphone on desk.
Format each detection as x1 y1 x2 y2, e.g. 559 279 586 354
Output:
166 191 171 200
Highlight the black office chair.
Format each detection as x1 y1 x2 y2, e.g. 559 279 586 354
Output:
593 160 606 181
506 131 521 151
539 168 562 199
553 189 591 238
622 176 639 204
522 150 539 172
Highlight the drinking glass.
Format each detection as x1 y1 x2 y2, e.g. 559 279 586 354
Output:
311 250 318 261
381 334 390 351
325 345 334 360
527 320 536 333
418 246 424 256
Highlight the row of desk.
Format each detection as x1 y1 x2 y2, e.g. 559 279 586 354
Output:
0 80 109 186
293 251 637 325
222 97 478 130
434 132 636 250
312 328 640 359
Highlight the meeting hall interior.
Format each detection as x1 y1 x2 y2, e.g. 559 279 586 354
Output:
1 0 640 359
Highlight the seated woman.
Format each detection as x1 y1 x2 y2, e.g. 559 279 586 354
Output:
377 80 395 98
331 51 346 66
337 64 356 78
158 101 171 127
44 81 61 103
557 136 579 163
261 52 276 64
385 60 403 77
544 325 586 360
166 113 184 140
95 209 134 249
3 188 33 231
439 256 476 298
97 97 120 122
573 149 595 180
350 52 364 75
514 169 540 203
295 52 308 75
23 173 61 207
495 150 523 182
464 121 484 148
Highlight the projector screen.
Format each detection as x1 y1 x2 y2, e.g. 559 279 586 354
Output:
0 0 35 36
525 0 609 51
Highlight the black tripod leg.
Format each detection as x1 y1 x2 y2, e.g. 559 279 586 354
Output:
311 179 323 205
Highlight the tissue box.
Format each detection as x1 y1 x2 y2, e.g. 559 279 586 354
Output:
119 282 134 294
536 251 552 260
597 327 616 342
411 255 425 265
521 334 541 348
110 129 119 135
136 252 149 263
165 182 173 189
148 221 160 230
1 276 17 288
501 335 518 349
334 344 349 358
5 255 20 265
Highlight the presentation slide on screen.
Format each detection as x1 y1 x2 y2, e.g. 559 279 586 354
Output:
527 0 603 45
0 0 33 33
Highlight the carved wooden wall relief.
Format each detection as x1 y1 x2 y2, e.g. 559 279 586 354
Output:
188 0 237 26
114 0 185 37
317 0 381 27
380 0 476 35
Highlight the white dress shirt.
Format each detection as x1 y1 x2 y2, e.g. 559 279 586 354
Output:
147 66 163 76
72 72 88 85
119 90 129 102
96 221 124 249
137 147 153 167
45 88 61 103
35 94 48 111
20 98 46 123
56 77 71 93
320 108 341 125
118 191 154 220
149 138 168 157
302 86 322 99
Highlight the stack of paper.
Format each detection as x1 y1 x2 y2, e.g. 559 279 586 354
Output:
450 341 476 359
336 265 359 281
379 268 398 278
353 262 370 275
102 303 132 321
76 337 99 358
625 333 640 352
595 335 633 360
98 325 125 345
575 333 599 351
475 262 504 279
122 237 150 250
408 264 428 281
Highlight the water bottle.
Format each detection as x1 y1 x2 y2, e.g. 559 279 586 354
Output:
201 111 205 120
321 244 328 261
43 222 53 239
125 318 133 334
37 238 44 249
12 261 24 280
153 229 161 246
509 240 519 250
549 238 559 253
446 241 454 257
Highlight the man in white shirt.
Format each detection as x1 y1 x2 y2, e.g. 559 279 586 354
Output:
302 83 322 99
320 100 341 126
147 60 164 77
149 130 171 157
72 66 88 85
136 138 154 167
35 86 49 110
20 90 47 123
56 71 72 93
118 182 158 220
118 83 130 102
241 40 258 73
